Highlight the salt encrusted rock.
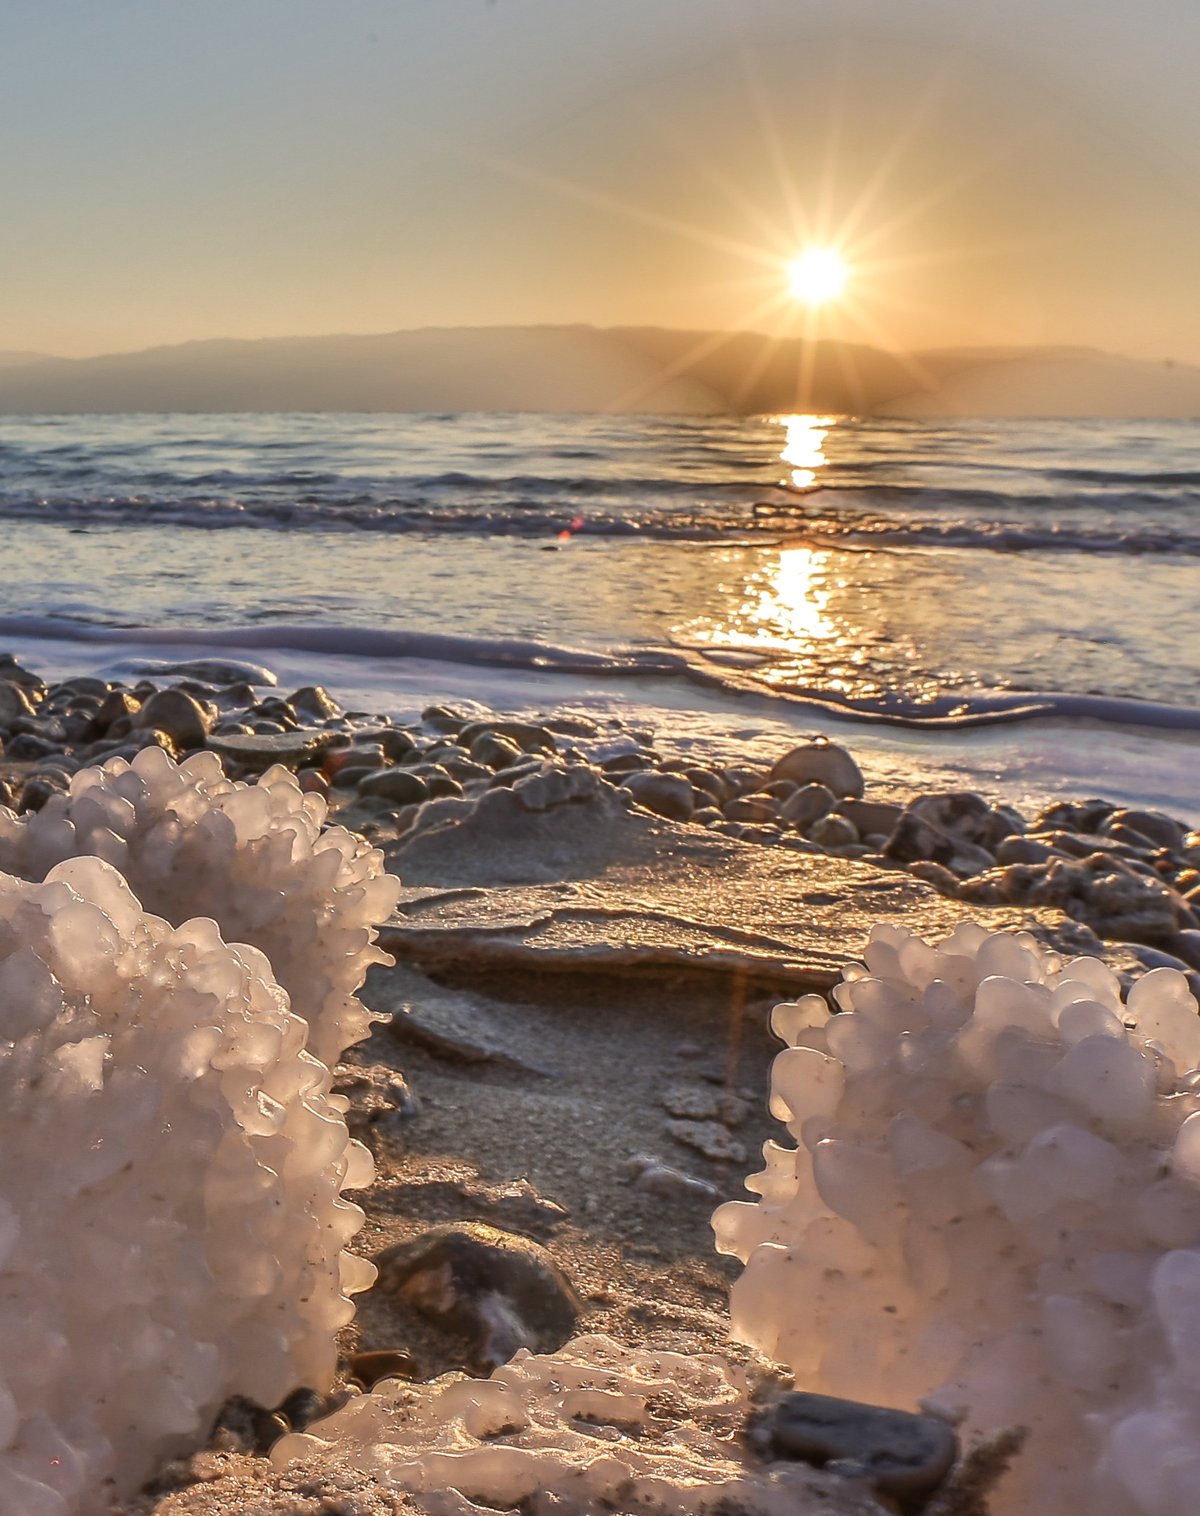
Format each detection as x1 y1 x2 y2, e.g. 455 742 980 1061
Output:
274 1335 890 1516
0 857 375 1514
714 923 1200 1516
959 852 1190 944
0 746 401 1067
769 740 864 799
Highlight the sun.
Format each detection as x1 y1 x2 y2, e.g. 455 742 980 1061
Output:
787 247 849 306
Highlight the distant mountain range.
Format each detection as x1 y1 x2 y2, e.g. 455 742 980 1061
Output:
0 325 1196 418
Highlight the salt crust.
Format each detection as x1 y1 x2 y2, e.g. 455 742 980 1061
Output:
0 856 378 1516
0 746 402 1067
714 922 1200 1516
273 1334 888 1516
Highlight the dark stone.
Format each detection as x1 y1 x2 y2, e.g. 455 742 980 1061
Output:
460 720 555 755
423 772 464 799
723 794 780 824
620 770 697 822
380 727 419 762
0 680 36 729
19 774 69 813
5 732 59 761
421 705 466 734
134 688 214 750
769 1390 958 1501
469 732 525 770
371 1222 581 1371
808 814 859 849
599 752 651 774
358 767 429 805
287 685 341 721
348 1349 418 1389
1106 808 1187 853
780 783 837 830
1033 797 1115 834
252 697 299 730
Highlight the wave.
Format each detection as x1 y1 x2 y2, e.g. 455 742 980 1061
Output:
2 487 1198 556
5 615 1199 735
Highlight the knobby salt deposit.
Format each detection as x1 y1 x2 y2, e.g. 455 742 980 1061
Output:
714 923 1200 1516
0 857 377 1516
272 1334 888 1516
0 749 402 1515
0 746 401 1067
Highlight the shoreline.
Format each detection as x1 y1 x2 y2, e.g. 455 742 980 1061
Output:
0 652 1196 1513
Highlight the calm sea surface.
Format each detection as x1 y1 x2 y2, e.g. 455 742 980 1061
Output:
1 411 1198 718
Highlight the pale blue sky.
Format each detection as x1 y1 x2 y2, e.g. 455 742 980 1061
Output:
2 0 1197 358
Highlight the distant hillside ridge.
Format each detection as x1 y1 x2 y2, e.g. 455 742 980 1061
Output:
0 325 1195 417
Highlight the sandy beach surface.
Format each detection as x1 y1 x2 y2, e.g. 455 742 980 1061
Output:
0 652 1195 1513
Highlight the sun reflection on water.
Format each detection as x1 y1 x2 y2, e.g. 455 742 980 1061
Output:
778 413 836 491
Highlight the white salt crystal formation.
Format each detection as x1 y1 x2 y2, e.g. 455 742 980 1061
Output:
0 746 401 1067
0 856 377 1516
271 1334 888 1516
714 922 1200 1516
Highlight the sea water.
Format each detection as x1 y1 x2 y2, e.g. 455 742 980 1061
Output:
0 411 1196 818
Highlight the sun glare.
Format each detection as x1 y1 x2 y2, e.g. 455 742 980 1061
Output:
787 248 848 306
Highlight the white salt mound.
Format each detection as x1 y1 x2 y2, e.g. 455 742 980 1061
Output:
714 922 1200 1516
0 747 401 1066
272 1334 888 1516
0 857 377 1516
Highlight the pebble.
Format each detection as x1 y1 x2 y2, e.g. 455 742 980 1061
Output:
357 767 429 805
371 1222 582 1370
808 814 859 849
623 1155 720 1202
287 684 341 721
768 1390 958 1501
1105 808 1186 852
133 688 214 750
469 732 525 770
768 739 864 799
780 782 837 830
723 795 779 824
207 728 342 770
0 681 35 729
347 1348 418 1389
620 771 696 821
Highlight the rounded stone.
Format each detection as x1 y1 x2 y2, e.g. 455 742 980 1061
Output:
134 688 214 750
470 733 525 770
768 740 864 799
781 783 837 830
357 767 429 804
808 814 860 849
371 1222 582 1371
769 1390 958 1500
619 771 696 822
348 1348 419 1389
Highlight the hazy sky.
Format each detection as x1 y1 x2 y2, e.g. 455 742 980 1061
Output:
3 0 1198 360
